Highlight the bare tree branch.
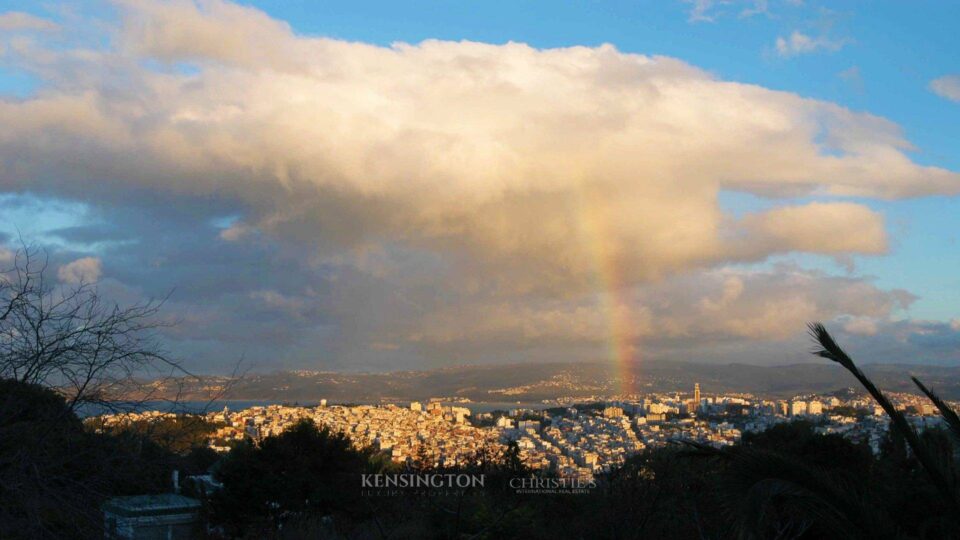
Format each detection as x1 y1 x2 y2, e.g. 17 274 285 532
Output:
0 241 186 414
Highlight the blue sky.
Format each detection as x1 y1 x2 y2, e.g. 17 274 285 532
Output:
0 0 958 371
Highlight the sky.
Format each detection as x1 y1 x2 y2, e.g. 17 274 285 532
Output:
0 0 958 374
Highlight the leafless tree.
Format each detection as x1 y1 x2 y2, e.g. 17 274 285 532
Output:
0 241 253 539
0 242 186 414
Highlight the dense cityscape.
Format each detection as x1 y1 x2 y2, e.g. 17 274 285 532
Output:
95 383 953 481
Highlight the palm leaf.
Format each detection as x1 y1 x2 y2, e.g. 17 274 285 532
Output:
808 323 960 513
681 439 888 539
911 376 960 444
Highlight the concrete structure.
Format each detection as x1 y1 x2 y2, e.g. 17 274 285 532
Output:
103 494 201 539
518 419 541 432
602 406 624 418
807 400 823 415
789 400 807 417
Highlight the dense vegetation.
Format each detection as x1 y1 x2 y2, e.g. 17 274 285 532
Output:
0 379 176 538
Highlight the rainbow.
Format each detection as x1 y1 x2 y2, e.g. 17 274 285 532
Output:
576 190 639 396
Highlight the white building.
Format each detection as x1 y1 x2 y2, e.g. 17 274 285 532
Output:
807 401 823 415
789 400 807 417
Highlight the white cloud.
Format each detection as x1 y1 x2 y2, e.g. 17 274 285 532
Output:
249 289 310 318
115 0 296 68
843 316 878 336
0 12 58 32
57 256 102 283
684 0 728 22
683 0 771 22
739 202 887 256
682 0 803 23
775 30 849 57
219 222 254 242
0 0 954 368
0 0 953 300
839 66 860 81
930 75 960 103
739 0 770 18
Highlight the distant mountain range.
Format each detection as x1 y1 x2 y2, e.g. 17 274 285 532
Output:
146 360 960 403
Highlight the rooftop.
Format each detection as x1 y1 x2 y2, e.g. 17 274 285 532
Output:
102 494 201 518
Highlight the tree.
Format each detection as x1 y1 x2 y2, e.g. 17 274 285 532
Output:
0 242 184 412
0 379 176 539
502 440 525 474
0 241 233 539
742 420 873 478
210 419 378 536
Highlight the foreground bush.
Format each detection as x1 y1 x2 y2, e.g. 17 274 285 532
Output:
0 379 175 539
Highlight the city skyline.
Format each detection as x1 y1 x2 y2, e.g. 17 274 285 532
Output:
94 378 949 481
0 0 958 375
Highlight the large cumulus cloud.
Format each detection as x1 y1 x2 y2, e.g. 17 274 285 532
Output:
0 0 957 370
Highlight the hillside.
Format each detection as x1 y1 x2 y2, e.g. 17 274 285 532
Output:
144 361 960 402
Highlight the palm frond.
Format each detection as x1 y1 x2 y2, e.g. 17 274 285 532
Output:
809 322 856 370
688 441 887 539
808 322 960 513
739 478 845 540
912 376 960 444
